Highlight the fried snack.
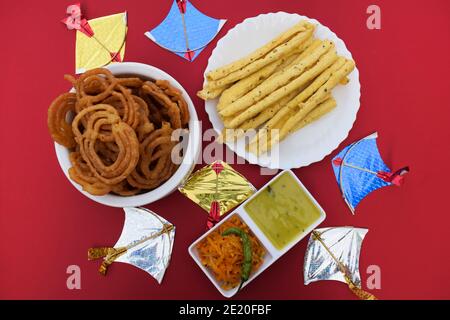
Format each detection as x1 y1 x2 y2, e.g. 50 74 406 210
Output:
200 20 356 158
68 151 112 196
197 84 231 100
134 95 155 142
206 21 310 81
247 97 337 154
204 27 315 90
219 40 330 118
47 68 190 196
155 80 190 127
138 86 164 126
75 68 117 104
288 57 347 112
247 49 339 139
246 58 343 152
215 59 285 111
258 60 355 154
213 38 313 113
293 97 337 131
117 77 144 88
225 41 334 126
47 93 77 148
218 88 303 143
141 81 183 129
217 38 323 143
128 123 177 190
111 179 142 196
107 84 141 130
74 105 140 186
260 37 315 83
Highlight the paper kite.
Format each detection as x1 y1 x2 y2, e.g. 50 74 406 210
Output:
145 0 227 61
332 132 409 214
88 207 175 284
304 227 377 300
61 3 127 74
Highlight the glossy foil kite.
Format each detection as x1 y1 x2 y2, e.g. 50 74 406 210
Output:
145 0 226 61
178 161 255 229
88 207 175 284
332 132 409 214
303 227 377 300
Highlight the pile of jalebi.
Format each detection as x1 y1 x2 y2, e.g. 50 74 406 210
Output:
47 68 189 196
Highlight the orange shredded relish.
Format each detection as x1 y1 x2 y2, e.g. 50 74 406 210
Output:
196 215 266 290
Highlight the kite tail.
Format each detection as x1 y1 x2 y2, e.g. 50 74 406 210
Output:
344 275 378 300
88 247 127 276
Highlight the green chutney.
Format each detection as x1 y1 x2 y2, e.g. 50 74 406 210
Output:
245 172 322 250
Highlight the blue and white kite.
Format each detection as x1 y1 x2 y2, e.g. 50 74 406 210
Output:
145 0 227 61
332 133 409 214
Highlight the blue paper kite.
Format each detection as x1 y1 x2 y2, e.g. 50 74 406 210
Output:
145 0 227 61
332 133 409 214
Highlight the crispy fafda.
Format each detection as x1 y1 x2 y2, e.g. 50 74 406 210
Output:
199 20 356 155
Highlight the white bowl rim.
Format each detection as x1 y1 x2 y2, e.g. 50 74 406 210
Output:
54 62 201 208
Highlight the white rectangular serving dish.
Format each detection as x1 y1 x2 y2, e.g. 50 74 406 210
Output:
188 170 326 298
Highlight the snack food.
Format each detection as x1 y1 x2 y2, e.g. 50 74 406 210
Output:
196 215 266 290
47 68 189 196
190 170 326 297
198 20 355 155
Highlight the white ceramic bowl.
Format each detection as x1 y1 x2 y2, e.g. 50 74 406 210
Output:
55 62 201 207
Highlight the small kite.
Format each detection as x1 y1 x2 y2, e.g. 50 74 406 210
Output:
61 3 127 73
88 207 175 284
179 161 255 229
304 227 377 300
332 132 409 214
145 0 227 61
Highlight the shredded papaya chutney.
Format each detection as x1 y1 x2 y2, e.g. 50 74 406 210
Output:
245 172 322 250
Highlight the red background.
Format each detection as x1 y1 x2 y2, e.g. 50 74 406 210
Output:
1 0 449 300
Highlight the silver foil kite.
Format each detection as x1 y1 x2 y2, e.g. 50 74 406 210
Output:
88 207 175 284
303 226 377 300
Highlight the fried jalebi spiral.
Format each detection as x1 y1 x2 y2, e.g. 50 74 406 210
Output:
68 151 112 196
128 123 177 189
134 95 155 142
76 68 117 104
141 81 183 129
47 68 190 196
74 105 140 186
155 80 190 127
111 179 142 196
117 77 144 88
47 93 77 148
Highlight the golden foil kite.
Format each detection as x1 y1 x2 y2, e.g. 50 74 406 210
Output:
179 161 255 229
303 226 377 300
61 3 127 74
88 207 175 284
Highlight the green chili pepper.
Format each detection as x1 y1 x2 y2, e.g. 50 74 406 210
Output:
222 227 252 291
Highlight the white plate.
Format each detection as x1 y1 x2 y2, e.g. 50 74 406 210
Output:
204 12 360 169
55 62 201 208
189 170 326 298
